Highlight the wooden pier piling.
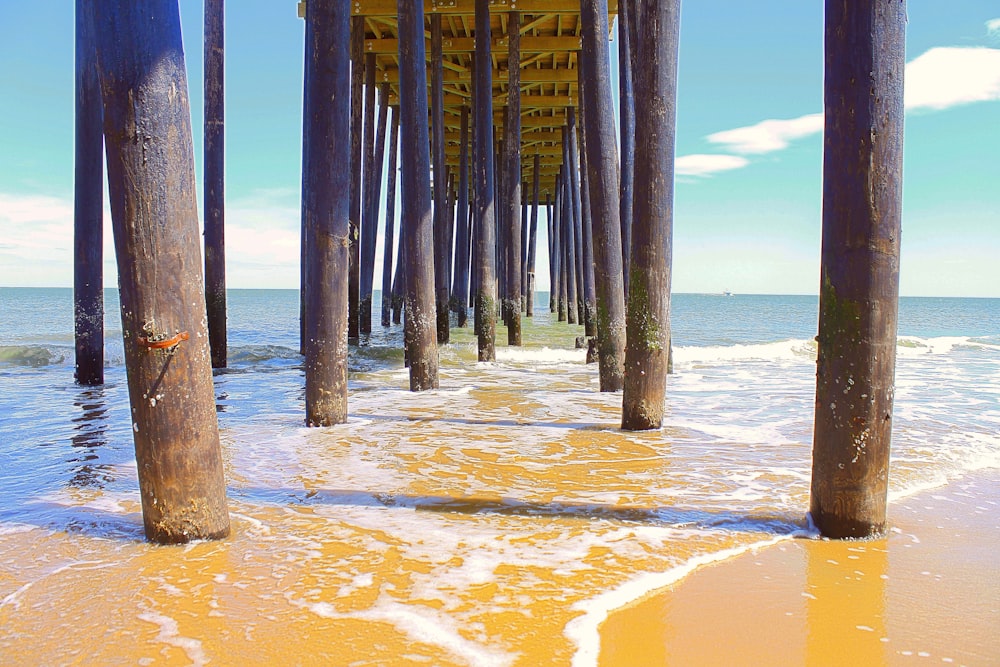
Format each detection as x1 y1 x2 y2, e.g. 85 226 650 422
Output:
617 0 635 296
503 11 523 346
622 0 680 430
526 154 540 317
348 16 364 341
74 1 104 387
301 0 352 425
473 0 497 362
810 0 906 539
451 105 472 328
397 0 440 389
431 14 451 344
381 108 399 328
90 0 230 542
581 0 626 391
203 0 226 369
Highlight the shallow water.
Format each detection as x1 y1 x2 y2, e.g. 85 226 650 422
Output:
1 289 997 665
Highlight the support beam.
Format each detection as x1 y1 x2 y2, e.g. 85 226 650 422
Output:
473 0 497 361
431 14 450 343
581 0 625 390
361 75 388 334
810 0 905 539
74 2 104 387
503 10 522 346
398 0 440 389
566 110 585 325
561 137 578 326
90 0 229 542
451 105 471 327
576 97 597 339
526 153 540 317
381 107 399 327
204 0 226 369
622 0 680 430
301 0 352 426
617 0 634 296
349 16 364 341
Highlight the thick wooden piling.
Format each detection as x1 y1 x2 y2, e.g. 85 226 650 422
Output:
397 0 440 389
581 0 626 391
381 107 399 327
90 0 230 542
473 0 497 361
503 11 523 346
451 105 472 328
622 0 680 430
74 2 104 387
203 0 226 369
348 16 364 341
617 0 635 296
810 0 906 539
526 154 540 317
300 0 352 425
431 14 451 344
361 77 388 335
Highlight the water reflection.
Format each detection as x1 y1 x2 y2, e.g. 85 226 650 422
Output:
68 386 111 488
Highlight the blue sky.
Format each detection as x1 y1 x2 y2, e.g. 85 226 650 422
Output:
1 1 998 297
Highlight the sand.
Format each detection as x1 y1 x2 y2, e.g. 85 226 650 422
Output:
598 471 1000 666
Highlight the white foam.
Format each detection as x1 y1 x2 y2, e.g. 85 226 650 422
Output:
494 346 586 364
565 535 794 667
138 611 208 666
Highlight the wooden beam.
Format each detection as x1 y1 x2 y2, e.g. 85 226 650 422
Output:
376 66 578 84
364 35 581 55
299 0 617 18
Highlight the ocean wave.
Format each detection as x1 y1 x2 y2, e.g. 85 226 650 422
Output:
0 344 70 367
228 344 302 365
674 339 817 365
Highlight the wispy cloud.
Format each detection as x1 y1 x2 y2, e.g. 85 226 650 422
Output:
987 18 1000 37
675 154 750 177
705 114 823 155
905 47 1000 110
693 46 1000 175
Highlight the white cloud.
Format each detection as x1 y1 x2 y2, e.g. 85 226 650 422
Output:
904 47 1000 110
705 113 823 155
987 18 1000 37
675 154 750 177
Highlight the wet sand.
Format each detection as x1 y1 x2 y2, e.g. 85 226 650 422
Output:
599 471 1000 666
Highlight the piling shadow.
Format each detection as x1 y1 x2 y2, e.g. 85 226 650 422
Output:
231 486 805 537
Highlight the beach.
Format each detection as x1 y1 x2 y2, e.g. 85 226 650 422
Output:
0 289 997 665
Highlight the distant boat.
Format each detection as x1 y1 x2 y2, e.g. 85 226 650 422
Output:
723 290 734 297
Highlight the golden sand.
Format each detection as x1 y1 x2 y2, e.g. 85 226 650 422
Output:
599 472 1000 666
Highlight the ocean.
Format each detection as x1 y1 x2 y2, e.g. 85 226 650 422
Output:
1 288 998 665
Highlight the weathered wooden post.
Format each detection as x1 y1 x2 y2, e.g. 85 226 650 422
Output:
381 107 399 327
567 108 587 326
622 0 680 430
575 97 597 338
348 15 364 341
503 11 523 345
203 0 226 369
526 153 540 317
561 128 579 325
451 105 472 328
397 0 440 389
90 0 229 542
810 0 905 539
581 0 626 390
552 170 566 321
430 14 450 344
473 0 497 361
74 2 104 387
300 0 352 425
617 0 635 296
361 77 388 334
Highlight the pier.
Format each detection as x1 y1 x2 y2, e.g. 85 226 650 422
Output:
75 0 903 543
